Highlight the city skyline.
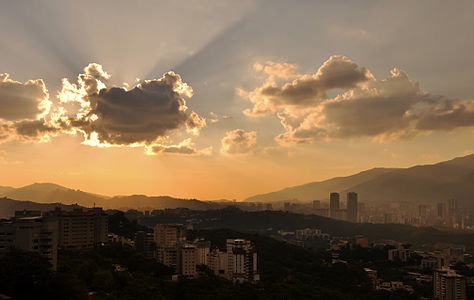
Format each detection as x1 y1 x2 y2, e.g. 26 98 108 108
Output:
1 1 474 201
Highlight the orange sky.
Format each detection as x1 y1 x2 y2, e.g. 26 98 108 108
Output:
1 1 474 200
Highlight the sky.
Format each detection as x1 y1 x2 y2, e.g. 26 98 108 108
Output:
1 0 474 200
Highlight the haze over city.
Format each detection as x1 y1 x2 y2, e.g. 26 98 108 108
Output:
1 0 474 201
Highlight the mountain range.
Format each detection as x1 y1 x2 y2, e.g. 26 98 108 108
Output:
1 154 474 214
245 154 474 209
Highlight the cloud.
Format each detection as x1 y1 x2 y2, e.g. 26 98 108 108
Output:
0 73 51 121
208 112 219 123
59 63 206 146
241 56 373 116
0 64 210 156
146 138 212 156
221 129 257 154
414 99 474 131
241 56 474 145
12 119 62 141
253 61 299 80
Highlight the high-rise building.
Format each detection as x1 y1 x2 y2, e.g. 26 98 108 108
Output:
194 238 210 265
0 210 58 270
283 202 291 212
346 192 358 222
154 224 186 248
134 231 155 259
226 239 259 283
434 268 466 300
208 248 228 277
179 244 197 278
158 247 178 271
329 193 340 218
46 207 108 250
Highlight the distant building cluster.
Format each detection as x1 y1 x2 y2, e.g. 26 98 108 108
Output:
235 190 473 231
134 224 259 282
0 207 108 270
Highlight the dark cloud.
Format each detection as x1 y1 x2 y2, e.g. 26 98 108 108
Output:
0 74 50 121
13 119 60 138
60 65 206 146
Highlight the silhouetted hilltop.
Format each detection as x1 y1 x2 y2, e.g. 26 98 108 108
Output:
0 182 107 207
0 197 84 218
246 154 474 209
101 195 223 210
0 184 224 212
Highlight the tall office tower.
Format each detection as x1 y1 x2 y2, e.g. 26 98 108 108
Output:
329 192 340 218
312 200 321 209
434 268 466 300
418 204 427 217
226 239 259 283
46 207 108 250
346 192 358 223
154 224 186 248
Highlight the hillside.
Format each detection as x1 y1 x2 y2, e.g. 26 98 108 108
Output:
0 183 107 207
245 154 474 209
100 195 223 210
0 183 224 211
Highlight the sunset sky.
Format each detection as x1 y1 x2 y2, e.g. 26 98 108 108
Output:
1 0 474 200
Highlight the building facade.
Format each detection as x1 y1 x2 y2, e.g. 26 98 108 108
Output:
226 239 259 283
0 210 58 270
46 207 108 250
434 268 466 300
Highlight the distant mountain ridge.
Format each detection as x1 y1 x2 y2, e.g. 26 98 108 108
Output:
0 183 224 212
245 154 474 209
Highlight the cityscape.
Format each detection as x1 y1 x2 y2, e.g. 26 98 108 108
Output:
1 1 474 299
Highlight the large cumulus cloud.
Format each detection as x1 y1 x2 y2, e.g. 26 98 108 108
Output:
241 56 474 145
60 64 206 146
241 56 373 116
